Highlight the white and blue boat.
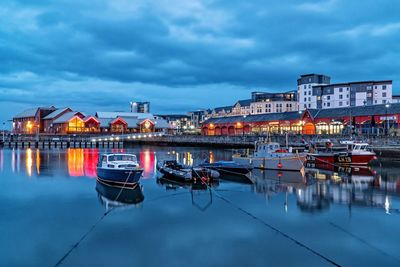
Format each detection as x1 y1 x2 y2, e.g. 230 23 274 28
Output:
96 153 143 186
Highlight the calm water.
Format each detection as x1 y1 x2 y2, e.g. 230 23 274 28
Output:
1 146 400 267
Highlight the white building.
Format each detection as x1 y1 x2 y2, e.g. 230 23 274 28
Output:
297 74 393 110
250 91 298 114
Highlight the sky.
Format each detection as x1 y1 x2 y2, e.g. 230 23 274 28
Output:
1 0 400 126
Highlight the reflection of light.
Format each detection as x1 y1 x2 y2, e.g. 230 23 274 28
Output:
176 152 179 162
11 149 15 173
209 151 214 164
68 148 84 177
36 149 40 175
0 149 3 172
385 195 390 214
84 148 98 178
26 148 33 177
139 150 155 178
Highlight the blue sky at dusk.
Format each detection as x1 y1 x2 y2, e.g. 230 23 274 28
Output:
1 0 400 126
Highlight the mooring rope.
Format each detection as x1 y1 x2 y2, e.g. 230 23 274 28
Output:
191 167 341 267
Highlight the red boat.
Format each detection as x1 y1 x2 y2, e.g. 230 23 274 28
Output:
306 141 377 166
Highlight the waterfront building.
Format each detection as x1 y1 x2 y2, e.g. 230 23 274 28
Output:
298 74 393 110
250 91 298 114
12 106 57 134
202 103 400 136
211 106 233 117
51 111 86 134
187 109 210 129
155 114 194 133
231 99 251 116
42 108 73 133
130 101 150 113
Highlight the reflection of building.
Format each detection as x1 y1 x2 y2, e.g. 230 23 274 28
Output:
202 103 400 135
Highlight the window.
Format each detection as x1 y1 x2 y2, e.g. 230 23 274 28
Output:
308 78 311 82
308 84 311 88
375 86 377 89
304 97 307 102
323 103 326 106
304 85 306 89
304 104 307 108
327 102 331 107
339 95 343 99
339 88 343 92
327 95 331 100
308 97 311 101
347 94 349 98
308 104 311 108
383 100 386 104
367 86 372 90
309 91 312 95
375 100 377 104
339 102 343 106
383 85 387 90
383 92 387 97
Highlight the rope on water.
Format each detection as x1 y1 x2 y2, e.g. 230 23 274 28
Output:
192 167 341 267
330 222 400 263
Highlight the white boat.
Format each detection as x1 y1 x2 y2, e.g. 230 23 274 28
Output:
232 142 306 171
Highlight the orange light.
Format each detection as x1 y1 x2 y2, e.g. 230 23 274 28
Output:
209 123 215 128
236 122 242 127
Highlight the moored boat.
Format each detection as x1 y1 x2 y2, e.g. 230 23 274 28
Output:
306 141 376 166
232 142 306 171
157 160 219 183
96 153 143 185
96 180 144 205
198 161 253 176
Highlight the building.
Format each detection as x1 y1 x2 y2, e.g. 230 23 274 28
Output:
202 103 400 136
298 74 393 110
210 106 233 117
231 99 251 116
392 95 400 103
130 101 150 113
12 107 170 135
155 114 194 133
188 109 210 129
250 91 298 114
13 106 57 134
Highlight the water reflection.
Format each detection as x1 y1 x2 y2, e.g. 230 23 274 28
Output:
157 177 218 211
96 181 144 211
139 149 155 178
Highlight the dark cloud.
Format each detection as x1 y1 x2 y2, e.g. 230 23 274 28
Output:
0 0 399 124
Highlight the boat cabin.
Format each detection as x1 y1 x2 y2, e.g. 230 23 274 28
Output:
98 153 139 169
340 141 371 152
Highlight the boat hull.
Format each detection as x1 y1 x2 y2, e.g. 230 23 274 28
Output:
232 154 306 171
306 153 376 166
97 167 143 184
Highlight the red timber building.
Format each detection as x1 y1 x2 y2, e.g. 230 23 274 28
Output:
202 103 400 136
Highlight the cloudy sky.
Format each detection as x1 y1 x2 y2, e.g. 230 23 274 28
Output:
1 0 399 125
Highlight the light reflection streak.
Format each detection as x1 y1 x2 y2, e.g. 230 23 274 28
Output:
0 149 3 172
36 149 40 175
68 148 84 177
26 148 32 177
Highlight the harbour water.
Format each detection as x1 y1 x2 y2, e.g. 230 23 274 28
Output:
1 146 400 266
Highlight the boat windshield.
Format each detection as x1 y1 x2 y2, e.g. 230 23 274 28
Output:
108 155 136 162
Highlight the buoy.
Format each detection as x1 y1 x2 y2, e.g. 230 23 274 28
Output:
277 162 282 169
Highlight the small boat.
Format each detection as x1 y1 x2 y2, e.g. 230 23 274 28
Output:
306 140 376 166
96 153 143 185
199 161 253 176
157 160 219 183
232 142 306 171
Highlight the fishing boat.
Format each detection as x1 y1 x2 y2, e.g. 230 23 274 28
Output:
198 161 253 176
157 160 219 183
232 142 306 171
306 140 376 166
96 153 143 186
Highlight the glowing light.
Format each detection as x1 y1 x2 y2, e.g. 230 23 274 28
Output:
110 137 114 141
36 149 40 175
149 134 152 137
116 137 120 141
99 138 102 141
385 195 390 214
133 136 136 139
127 136 131 139
91 139 96 142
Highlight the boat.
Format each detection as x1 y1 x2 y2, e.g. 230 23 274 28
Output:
306 140 376 166
157 160 219 183
232 142 306 171
198 161 253 176
96 153 143 185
